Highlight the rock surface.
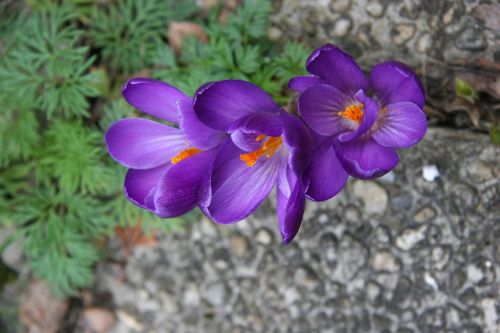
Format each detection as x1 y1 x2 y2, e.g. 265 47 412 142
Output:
270 0 497 64
89 127 500 333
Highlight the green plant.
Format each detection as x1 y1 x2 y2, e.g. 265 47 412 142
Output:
0 0 309 295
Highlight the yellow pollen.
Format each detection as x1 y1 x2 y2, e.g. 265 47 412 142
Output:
171 147 203 164
339 104 364 123
240 136 283 167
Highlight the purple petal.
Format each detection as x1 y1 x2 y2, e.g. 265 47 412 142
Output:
230 131 262 152
305 140 348 201
277 170 305 245
338 90 379 142
122 78 189 123
153 149 217 218
306 44 369 96
193 80 281 131
228 112 284 151
370 61 425 109
288 75 325 93
334 136 399 179
202 140 285 224
298 84 351 137
105 118 188 169
372 102 427 148
177 98 226 150
280 111 313 175
124 164 170 209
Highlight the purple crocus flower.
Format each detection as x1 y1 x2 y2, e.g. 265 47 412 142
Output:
290 44 427 179
193 80 312 244
105 78 225 217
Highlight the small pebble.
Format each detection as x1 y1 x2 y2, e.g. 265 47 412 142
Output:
423 165 440 182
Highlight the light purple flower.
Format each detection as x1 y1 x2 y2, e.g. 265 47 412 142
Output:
290 44 427 179
193 80 312 244
105 78 225 217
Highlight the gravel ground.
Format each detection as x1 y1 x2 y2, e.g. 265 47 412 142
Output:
89 128 500 333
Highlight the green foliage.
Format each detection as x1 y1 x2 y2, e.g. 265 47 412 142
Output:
90 0 197 74
11 187 109 295
0 0 310 295
0 4 99 118
490 124 500 145
455 78 477 104
37 120 113 195
0 102 39 168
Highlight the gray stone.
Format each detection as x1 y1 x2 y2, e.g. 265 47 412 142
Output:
255 228 273 245
352 181 388 215
330 17 352 38
334 234 368 281
455 26 487 51
366 1 385 18
431 246 452 271
396 226 427 251
330 0 351 13
203 283 226 307
372 250 400 273
229 234 248 257
416 33 433 53
413 206 437 223
183 284 200 308
392 192 413 210
392 24 416 45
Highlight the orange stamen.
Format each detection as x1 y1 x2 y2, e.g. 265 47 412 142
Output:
339 104 364 123
256 134 266 141
240 136 283 167
171 147 203 164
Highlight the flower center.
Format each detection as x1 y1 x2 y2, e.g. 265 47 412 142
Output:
171 147 203 164
339 104 364 123
240 135 283 167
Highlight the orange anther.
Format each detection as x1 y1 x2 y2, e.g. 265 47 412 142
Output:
171 147 203 164
240 136 283 167
339 104 364 123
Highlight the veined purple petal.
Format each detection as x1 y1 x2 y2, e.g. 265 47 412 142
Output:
306 44 369 96
370 61 425 109
372 102 427 148
288 75 325 93
153 149 217 218
202 140 285 224
334 136 399 180
305 139 348 201
230 131 262 152
338 90 379 143
122 78 189 123
105 118 188 169
277 169 305 245
124 164 170 209
228 112 284 151
298 84 351 137
177 98 226 150
193 80 281 131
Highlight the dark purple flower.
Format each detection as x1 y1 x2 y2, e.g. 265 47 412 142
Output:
290 44 427 179
193 80 312 244
105 78 225 217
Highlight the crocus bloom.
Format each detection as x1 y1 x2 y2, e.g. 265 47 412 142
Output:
290 44 427 179
105 78 225 217
193 80 312 243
